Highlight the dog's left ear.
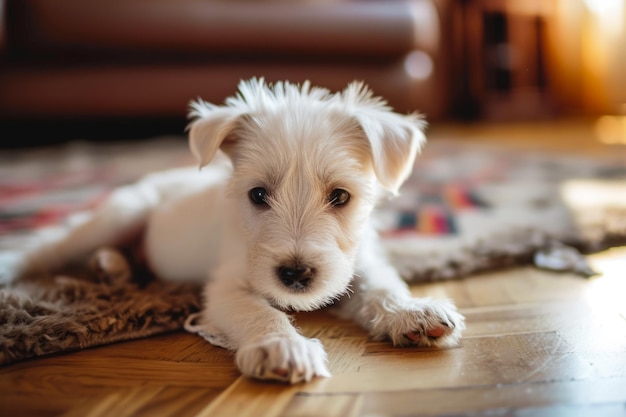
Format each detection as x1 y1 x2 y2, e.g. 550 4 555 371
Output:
342 82 427 194
187 101 243 167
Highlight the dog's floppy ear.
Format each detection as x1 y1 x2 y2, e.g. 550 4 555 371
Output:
341 82 427 194
187 101 243 168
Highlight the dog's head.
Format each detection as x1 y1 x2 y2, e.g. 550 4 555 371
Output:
188 78 426 311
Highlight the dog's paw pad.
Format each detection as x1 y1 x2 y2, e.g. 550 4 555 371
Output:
405 331 422 343
368 297 465 348
236 334 330 384
405 326 447 343
404 325 448 344
426 326 446 338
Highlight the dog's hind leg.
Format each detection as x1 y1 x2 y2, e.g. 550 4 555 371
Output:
88 246 133 285
18 181 161 277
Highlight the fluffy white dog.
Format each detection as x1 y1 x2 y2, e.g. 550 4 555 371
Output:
17 79 464 383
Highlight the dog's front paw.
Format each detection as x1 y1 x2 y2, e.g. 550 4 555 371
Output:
236 334 330 384
366 297 465 348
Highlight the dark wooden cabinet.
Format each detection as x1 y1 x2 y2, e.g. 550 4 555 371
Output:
445 0 556 120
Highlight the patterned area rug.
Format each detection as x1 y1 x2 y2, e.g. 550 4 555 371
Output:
1 136 625 365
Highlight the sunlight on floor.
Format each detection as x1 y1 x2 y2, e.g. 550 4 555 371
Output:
586 247 626 346
585 247 626 320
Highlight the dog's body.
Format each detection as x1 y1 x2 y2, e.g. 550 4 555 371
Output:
16 79 464 383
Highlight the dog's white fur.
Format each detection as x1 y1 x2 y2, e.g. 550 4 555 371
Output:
16 79 464 384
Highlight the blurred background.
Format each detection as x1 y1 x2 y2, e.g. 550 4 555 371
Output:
0 0 625 146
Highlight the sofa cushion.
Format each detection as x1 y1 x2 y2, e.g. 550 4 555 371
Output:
9 0 439 60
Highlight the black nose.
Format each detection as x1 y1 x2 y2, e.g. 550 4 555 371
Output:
277 264 314 290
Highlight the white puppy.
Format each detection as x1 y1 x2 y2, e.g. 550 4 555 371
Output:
17 79 464 383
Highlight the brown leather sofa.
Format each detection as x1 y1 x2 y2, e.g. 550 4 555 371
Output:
0 0 447 132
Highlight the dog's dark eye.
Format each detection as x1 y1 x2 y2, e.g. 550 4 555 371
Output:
249 187 269 207
328 189 350 207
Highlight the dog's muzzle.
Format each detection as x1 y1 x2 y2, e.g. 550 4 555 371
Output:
276 263 315 291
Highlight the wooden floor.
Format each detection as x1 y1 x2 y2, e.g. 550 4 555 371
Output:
2 121 626 417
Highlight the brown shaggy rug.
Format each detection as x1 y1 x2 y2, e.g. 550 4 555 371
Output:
0 273 201 365
1 135 625 365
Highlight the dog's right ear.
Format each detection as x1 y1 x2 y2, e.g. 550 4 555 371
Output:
187 100 243 168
